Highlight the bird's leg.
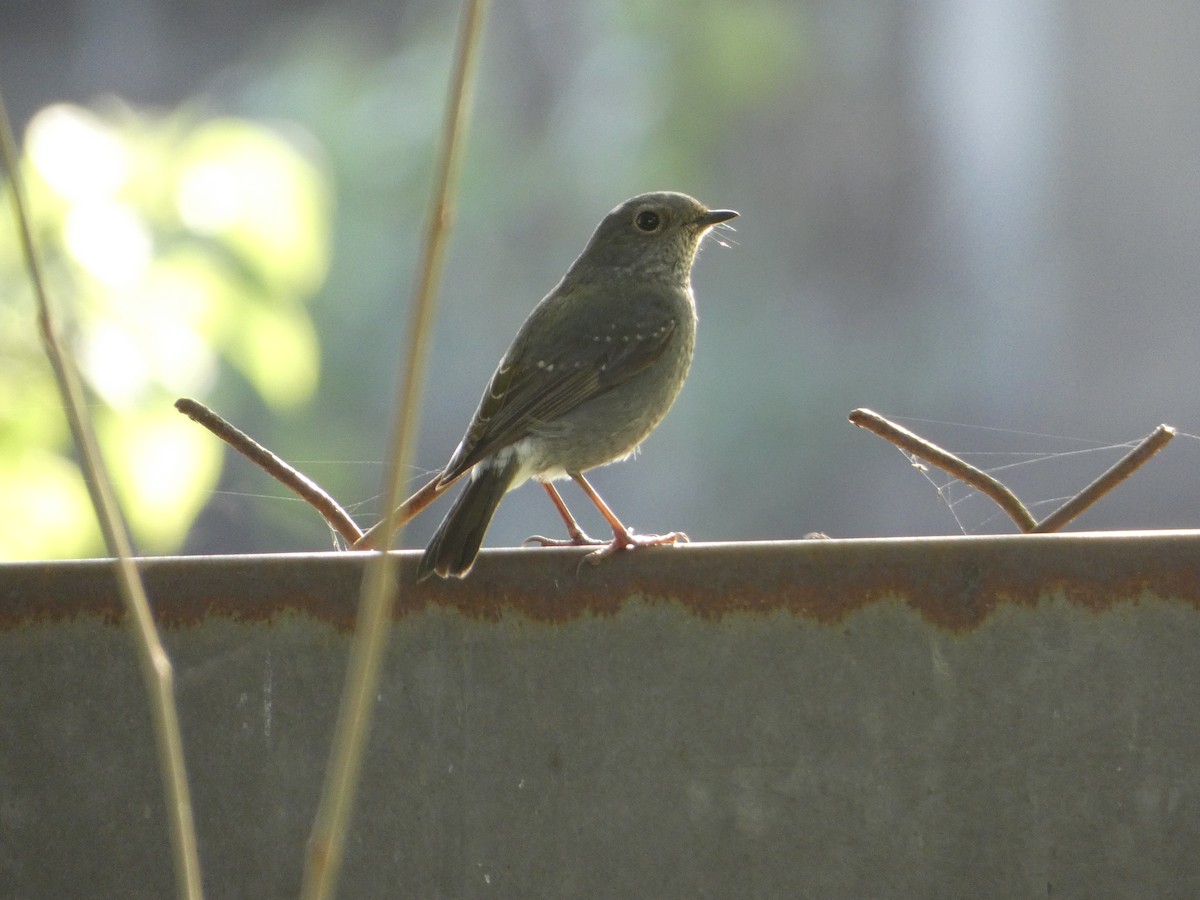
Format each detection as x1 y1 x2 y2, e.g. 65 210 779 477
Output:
569 471 688 565
524 482 607 547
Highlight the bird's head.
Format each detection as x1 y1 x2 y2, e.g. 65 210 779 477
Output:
573 191 738 285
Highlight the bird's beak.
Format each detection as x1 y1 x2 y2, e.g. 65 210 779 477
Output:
698 208 739 228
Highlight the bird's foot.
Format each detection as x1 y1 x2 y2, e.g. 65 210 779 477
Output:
523 529 607 548
580 529 689 568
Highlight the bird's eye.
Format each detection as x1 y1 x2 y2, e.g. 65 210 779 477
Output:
634 210 661 232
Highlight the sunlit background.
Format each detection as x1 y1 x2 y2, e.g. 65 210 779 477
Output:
2 0 1198 559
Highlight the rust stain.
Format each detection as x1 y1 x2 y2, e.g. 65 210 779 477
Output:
3 532 1200 635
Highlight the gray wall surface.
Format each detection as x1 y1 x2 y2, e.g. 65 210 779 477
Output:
3 535 1199 897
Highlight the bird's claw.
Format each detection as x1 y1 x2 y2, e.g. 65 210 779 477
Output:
578 530 689 569
523 532 607 548
528 525 689 573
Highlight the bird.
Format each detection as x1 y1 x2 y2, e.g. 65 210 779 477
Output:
416 191 737 580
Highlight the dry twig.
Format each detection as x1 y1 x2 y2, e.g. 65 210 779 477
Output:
300 1 489 897
173 396 451 545
1030 424 1175 533
851 409 1177 535
0 93 203 899
353 473 450 548
174 398 363 545
849 408 1038 532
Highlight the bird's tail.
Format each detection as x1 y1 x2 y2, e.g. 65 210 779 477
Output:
417 454 520 581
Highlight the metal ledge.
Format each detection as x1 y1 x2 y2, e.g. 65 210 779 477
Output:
6 529 1200 630
4 532 1200 896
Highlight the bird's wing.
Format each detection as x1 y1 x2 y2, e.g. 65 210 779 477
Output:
440 299 678 481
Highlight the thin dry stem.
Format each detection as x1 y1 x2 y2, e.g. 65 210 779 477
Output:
300 1 489 896
850 408 1039 533
0 92 204 899
1030 424 1175 533
174 397 363 545
353 472 452 548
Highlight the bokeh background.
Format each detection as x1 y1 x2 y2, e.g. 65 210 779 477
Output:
2 0 1198 559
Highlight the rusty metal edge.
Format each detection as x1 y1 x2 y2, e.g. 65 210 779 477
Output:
3 530 1199 633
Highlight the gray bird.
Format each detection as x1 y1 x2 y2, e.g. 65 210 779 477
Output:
417 191 737 580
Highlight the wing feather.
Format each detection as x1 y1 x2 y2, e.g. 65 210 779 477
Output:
439 297 677 481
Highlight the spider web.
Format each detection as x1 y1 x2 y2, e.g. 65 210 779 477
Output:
884 415 1200 534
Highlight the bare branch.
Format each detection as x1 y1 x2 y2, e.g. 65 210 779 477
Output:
1031 424 1175 533
850 408 1039 532
175 398 363 546
353 472 451 549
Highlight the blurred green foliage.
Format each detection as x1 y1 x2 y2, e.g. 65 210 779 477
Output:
3 0 1193 558
2 2 821 558
0 102 331 558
